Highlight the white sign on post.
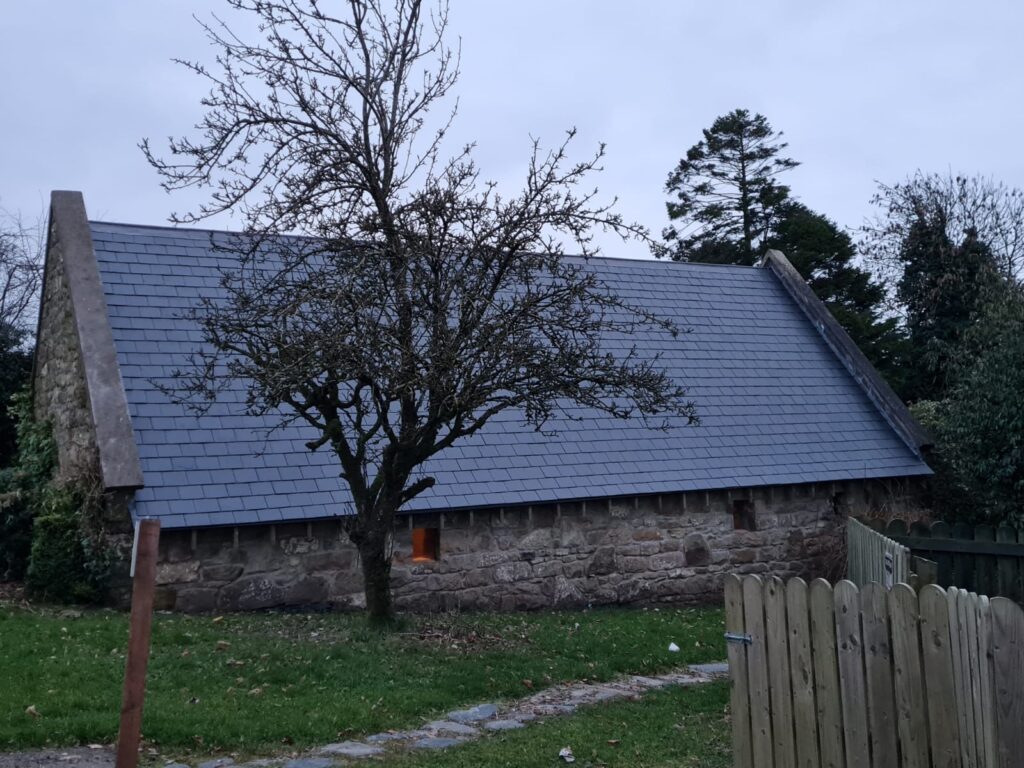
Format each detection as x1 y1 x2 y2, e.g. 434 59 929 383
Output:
129 520 141 578
884 551 895 588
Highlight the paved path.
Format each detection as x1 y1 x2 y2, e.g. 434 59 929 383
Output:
0 663 727 768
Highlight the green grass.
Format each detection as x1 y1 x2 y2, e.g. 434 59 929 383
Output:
0 604 723 756
386 682 732 768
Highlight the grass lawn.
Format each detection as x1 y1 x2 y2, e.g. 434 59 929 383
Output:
386 682 732 768
0 602 724 757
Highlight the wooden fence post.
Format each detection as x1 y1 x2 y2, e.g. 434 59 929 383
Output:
918 584 960 767
860 583 898 768
764 576 794 767
785 578 819 768
889 584 929 768
742 576 773 768
809 579 845 768
115 518 161 768
724 574 752 768
834 580 869 766
990 597 1024 768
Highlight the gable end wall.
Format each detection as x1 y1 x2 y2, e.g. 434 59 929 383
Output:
34 216 102 483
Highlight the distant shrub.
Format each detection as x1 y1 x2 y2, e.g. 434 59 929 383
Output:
0 389 53 579
25 483 113 603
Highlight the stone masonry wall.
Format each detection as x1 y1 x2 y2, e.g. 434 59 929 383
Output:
154 478 925 613
33 225 102 483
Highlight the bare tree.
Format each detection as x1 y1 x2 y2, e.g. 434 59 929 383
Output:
0 210 43 339
0 210 43 466
144 0 696 622
863 172 1024 296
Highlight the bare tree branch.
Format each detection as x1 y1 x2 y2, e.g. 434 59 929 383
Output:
0 208 44 342
146 0 694 622
862 171 1024 306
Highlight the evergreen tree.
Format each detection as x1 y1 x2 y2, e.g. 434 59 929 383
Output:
766 202 907 391
897 213 1002 401
662 111 906 392
664 108 799 264
918 284 1024 526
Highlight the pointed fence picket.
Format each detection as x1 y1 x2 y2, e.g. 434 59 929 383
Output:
725 574 1024 768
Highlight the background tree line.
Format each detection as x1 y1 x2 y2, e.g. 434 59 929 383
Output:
665 108 1024 527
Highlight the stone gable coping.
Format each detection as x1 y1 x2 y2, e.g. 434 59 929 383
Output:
759 248 931 458
46 191 143 489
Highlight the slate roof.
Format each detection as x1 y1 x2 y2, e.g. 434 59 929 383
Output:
88 221 932 529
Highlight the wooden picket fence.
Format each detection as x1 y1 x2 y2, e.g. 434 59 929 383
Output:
724 574 1024 768
870 519 1024 603
847 517 912 588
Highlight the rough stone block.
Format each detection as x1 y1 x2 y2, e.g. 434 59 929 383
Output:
650 551 686 571
494 561 532 583
202 564 244 582
586 546 616 576
156 560 200 586
683 533 711 567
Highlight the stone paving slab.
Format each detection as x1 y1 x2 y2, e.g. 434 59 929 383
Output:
318 740 384 758
424 720 479 736
283 759 336 768
365 729 430 743
446 703 498 723
483 719 525 731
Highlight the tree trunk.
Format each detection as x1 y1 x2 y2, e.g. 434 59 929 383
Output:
358 534 393 626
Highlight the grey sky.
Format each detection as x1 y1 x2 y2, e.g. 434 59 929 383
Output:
3 1 1022 260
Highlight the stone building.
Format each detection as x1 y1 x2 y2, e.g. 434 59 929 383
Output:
33 191 932 612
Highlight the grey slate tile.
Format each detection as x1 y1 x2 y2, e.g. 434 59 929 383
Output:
90 221 932 528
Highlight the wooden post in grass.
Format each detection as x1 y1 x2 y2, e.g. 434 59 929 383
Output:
115 518 161 768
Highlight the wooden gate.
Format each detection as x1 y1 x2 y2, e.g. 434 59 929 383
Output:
725 574 1024 768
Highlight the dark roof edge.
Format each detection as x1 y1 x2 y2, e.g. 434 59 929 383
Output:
49 192 144 490
759 249 932 458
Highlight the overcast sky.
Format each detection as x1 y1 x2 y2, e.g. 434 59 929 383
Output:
3 1 1022 259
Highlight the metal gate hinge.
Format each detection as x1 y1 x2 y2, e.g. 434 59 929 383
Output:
724 632 752 645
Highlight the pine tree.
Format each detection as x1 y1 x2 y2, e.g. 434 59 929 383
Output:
664 109 799 264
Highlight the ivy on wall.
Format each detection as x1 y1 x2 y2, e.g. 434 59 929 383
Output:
0 388 113 602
